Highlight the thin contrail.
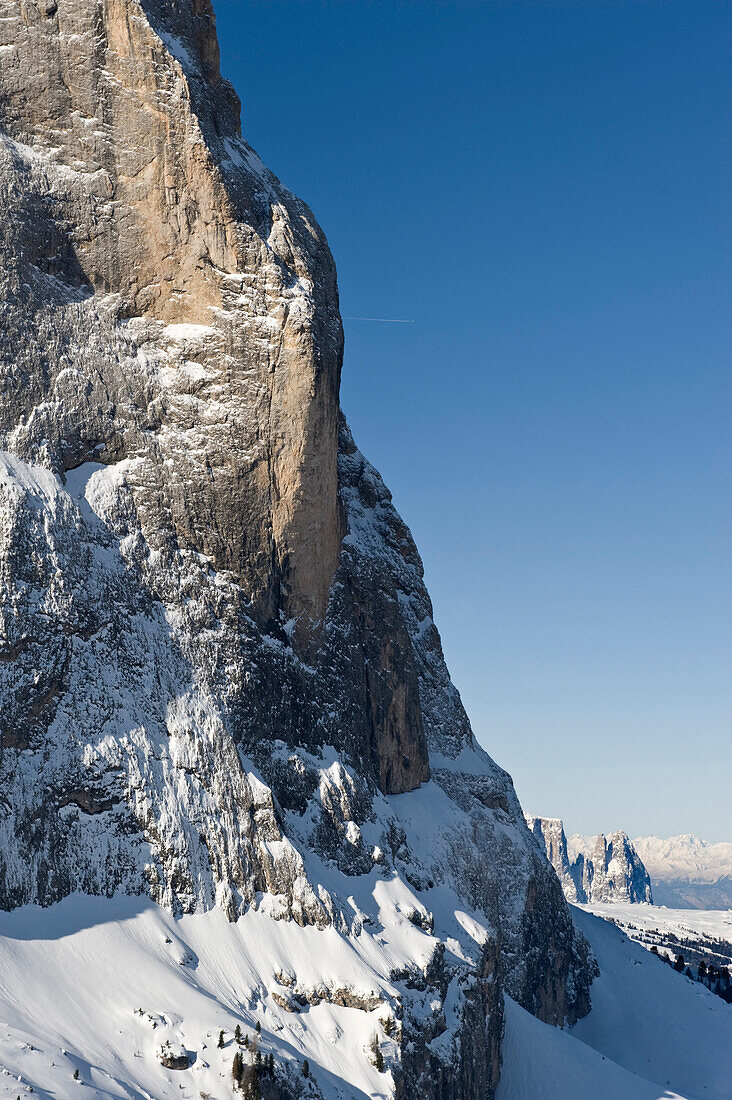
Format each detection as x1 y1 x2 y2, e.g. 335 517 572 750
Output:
343 316 415 323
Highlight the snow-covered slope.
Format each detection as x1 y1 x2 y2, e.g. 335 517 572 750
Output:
571 908 732 1100
0 880 507 1100
578 902 732 947
0 894 399 1100
2 896 728 1100
578 901 732 998
632 836 732 909
498 998 685 1100
497 909 732 1100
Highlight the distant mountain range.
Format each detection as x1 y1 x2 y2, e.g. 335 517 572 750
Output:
631 836 732 910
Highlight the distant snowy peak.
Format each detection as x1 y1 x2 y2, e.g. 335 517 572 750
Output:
632 836 732 884
631 836 732 909
527 816 653 905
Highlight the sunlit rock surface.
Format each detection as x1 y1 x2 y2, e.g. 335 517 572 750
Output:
0 1 596 1094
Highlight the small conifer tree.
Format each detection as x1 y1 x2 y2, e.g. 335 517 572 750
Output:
73 1069 79 1081
232 1050 243 1088
255 1020 261 1034
235 1024 242 1044
302 1058 309 1078
218 1030 225 1049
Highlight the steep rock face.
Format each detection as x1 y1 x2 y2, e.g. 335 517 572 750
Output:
0 0 342 631
524 816 579 902
574 832 653 905
0 1 596 1093
528 817 653 905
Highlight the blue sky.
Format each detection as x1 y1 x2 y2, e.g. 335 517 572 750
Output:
212 0 730 841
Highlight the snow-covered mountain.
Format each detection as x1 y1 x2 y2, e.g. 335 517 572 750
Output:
526 817 653 904
0 0 728 1095
632 836 732 909
0 0 594 1096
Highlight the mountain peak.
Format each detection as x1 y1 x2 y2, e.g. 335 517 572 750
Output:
527 816 653 905
0 2 596 1095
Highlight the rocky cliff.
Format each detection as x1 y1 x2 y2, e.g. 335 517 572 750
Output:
524 816 581 901
0 2 595 1094
572 831 654 905
527 817 653 905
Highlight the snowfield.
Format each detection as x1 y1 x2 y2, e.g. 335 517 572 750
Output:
571 909 731 1099
498 998 686 1100
0 895 401 1100
577 901 732 945
498 907 731 1100
0 897 730 1100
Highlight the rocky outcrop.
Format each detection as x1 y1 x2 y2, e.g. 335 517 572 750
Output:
395 939 503 1100
527 816 653 905
575 832 654 905
0 0 342 633
525 816 580 902
0 1 596 1094
158 1043 189 1071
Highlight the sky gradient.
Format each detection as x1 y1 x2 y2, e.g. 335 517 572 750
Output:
212 0 730 841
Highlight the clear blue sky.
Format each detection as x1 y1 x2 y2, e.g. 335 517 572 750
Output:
212 0 731 842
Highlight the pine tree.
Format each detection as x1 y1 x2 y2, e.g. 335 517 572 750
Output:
218 1029 225 1048
673 954 685 973
232 1050 243 1088
302 1058 309 1078
235 1024 242 1044
73 1069 79 1081
255 1020 261 1034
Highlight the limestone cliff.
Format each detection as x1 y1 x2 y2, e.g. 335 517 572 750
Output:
527 816 653 905
0 2 595 1095
571 831 654 905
